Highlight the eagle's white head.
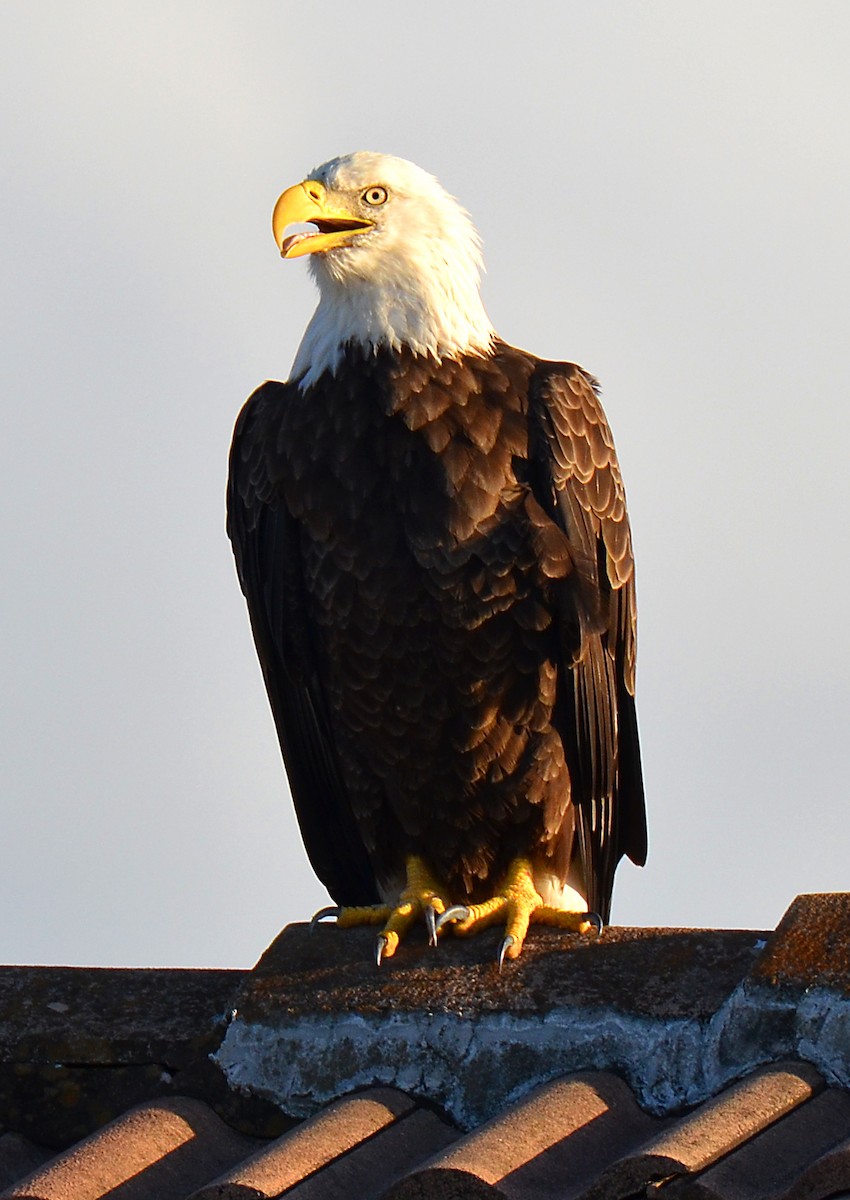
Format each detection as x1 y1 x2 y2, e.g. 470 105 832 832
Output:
272 152 495 388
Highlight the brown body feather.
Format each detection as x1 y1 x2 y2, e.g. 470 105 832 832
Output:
227 340 645 921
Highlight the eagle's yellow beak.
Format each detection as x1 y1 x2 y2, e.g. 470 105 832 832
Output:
272 180 374 259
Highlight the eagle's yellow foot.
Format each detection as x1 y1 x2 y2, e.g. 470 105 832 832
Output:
435 856 602 965
311 903 392 929
372 855 450 964
310 856 449 965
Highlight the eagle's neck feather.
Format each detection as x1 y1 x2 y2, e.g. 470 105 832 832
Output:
290 240 495 388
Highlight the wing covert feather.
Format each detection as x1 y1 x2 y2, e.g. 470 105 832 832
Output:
528 365 646 916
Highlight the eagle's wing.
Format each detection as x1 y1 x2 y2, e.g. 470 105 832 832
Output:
528 364 647 920
227 382 381 906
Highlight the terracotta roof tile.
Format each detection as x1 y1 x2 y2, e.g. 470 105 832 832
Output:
4 1070 850 1199
387 1071 661 1199
1 1097 261 1200
280 1106 458 1199
190 1087 451 1199
585 1061 824 1199
383 1173 495 1199
667 1087 850 1200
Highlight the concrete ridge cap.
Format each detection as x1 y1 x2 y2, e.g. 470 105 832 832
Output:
213 989 713 1127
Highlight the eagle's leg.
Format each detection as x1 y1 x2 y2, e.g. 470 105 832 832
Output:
371 855 449 962
312 856 450 963
437 857 601 962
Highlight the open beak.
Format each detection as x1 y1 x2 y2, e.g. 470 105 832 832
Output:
272 180 374 259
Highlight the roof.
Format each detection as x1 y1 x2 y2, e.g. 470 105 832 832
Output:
3 893 850 1199
4 1063 850 1198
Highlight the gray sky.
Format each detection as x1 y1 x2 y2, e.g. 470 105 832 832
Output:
3 2 849 967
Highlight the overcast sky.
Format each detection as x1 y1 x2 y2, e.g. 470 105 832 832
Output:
2 2 849 968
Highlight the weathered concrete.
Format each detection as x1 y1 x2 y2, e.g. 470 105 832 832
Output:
214 922 766 1127
7 894 850 1145
705 893 850 1096
0 966 277 1146
214 896 850 1129
750 893 850 995
234 922 764 1021
0 966 243 1067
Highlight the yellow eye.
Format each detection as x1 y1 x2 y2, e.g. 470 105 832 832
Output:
362 185 389 206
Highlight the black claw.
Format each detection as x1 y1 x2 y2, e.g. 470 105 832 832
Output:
375 934 388 967
498 935 515 971
585 911 604 937
425 904 439 948
310 906 341 931
435 904 471 932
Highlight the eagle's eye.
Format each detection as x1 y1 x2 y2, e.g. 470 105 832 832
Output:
362 186 389 207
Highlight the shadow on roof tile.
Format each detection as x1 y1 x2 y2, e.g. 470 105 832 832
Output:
585 1060 824 1199
1 1098 261 1200
190 1087 442 1199
386 1071 661 1199
667 1087 850 1200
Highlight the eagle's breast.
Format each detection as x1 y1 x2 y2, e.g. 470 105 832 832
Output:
272 343 572 892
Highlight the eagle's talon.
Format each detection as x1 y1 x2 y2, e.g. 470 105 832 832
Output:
585 911 604 937
425 903 439 948
435 904 471 931
310 906 341 930
375 934 389 967
498 935 515 970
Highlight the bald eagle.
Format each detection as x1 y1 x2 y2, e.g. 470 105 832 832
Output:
228 152 646 962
